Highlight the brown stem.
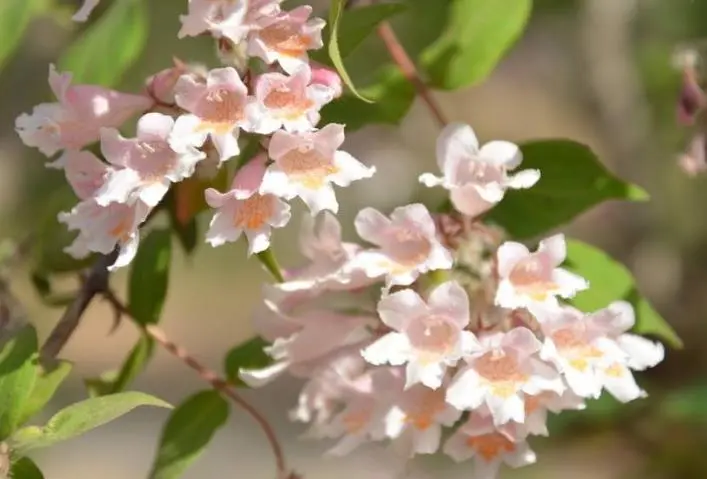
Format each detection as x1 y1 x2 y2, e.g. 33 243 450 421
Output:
376 22 448 128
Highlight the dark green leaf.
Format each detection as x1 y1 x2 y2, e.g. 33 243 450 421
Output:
85 335 154 397
11 391 172 453
328 0 372 102
148 390 229 479
128 229 172 326
0 326 38 439
486 140 649 239
10 457 44 479
421 0 532 89
18 360 72 426
0 0 44 71
59 0 148 86
172 217 199 256
224 337 272 386
565 239 682 348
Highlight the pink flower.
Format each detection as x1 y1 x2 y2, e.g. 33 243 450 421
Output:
15 65 152 158
59 197 151 271
362 282 480 390
446 327 564 426
353 203 453 287
72 0 100 22
245 65 334 134
310 62 343 99
260 124 376 215
145 59 193 105
58 150 112 200
495 234 589 310
247 6 325 74
204 154 291 254
172 67 251 163
96 113 205 208
419 123 540 217
179 0 248 43
443 414 535 478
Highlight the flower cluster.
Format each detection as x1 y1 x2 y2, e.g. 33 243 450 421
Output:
16 0 372 269
239 124 665 478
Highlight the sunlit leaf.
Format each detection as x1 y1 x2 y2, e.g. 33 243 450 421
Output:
0 326 38 439
18 360 72 426
0 0 45 71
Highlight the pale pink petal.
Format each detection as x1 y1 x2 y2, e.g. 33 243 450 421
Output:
136 112 174 140
501 327 541 357
427 281 470 328
486 392 524 425
552 268 589 298
538 234 566 265
617 334 664 371
361 332 411 366
446 367 485 410
450 184 494 217
99 128 132 167
61 150 110 200
497 242 531 278
479 140 522 169
377 289 427 331
170 114 210 151
391 203 437 238
239 361 290 388
599 365 645 402
436 123 479 171
506 169 540 189
354 207 391 245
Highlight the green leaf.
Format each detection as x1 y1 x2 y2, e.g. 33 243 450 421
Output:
255 249 284 283
128 229 172 326
486 140 649 239
0 326 38 440
10 457 44 479
421 0 532 90
58 0 148 86
312 3 407 66
565 239 682 348
320 65 415 131
18 360 73 426
0 0 44 71
148 391 229 479
328 0 372 102
11 391 172 453
85 335 154 397
224 337 272 386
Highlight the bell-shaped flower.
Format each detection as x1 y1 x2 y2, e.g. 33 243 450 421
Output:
495 234 589 310
260 124 376 215
179 0 248 43
384 384 462 456
247 5 325 74
15 64 152 158
171 67 251 163
204 154 291 255
59 150 112 200
353 203 453 286
362 282 481 390
446 327 565 426
443 414 535 479
419 123 540 217
96 113 206 208
245 65 334 134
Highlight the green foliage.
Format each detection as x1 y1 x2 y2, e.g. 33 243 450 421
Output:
327 0 372 102
0 326 38 440
0 0 45 71
255 249 285 283
148 391 230 479
10 457 44 479
486 140 649 239
10 391 172 454
565 239 683 348
59 0 148 86
85 335 155 397
421 0 532 90
224 337 273 387
661 382 707 422
18 360 72 426
128 229 172 326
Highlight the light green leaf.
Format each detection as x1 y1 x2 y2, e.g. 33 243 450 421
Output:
59 0 148 86
421 0 532 90
0 0 45 71
128 229 172 326
485 140 649 239
328 0 372 102
10 456 44 479
148 391 229 479
11 391 172 453
565 239 682 348
0 326 38 440
18 360 72 426
224 337 272 386
255 249 284 283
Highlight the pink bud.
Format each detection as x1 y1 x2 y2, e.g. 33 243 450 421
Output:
677 68 705 126
145 58 192 105
310 62 343 99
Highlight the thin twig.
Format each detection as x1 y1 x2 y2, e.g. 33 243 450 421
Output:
376 22 448 128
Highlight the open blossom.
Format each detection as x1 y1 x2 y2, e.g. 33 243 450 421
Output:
204 154 291 254
59 150 112 200
179 0 282 43
248 5 325 74
15 65 152 158
96 113 205 208
172 67 250 163
443 414 536 479
495 234 588 310
362 282 480 390
353 204 453 287
260 124 376 215
446 327 564 426
419 123 540 217
246 65 334 134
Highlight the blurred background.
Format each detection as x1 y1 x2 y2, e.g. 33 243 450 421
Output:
2 0 707 477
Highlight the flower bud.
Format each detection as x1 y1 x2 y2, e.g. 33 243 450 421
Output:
310 61 343 99
145 58 206 105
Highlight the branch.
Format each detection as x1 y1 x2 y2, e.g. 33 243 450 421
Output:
376 22 448 128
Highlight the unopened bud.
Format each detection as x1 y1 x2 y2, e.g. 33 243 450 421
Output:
145 58 206 105
310 62 343 99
